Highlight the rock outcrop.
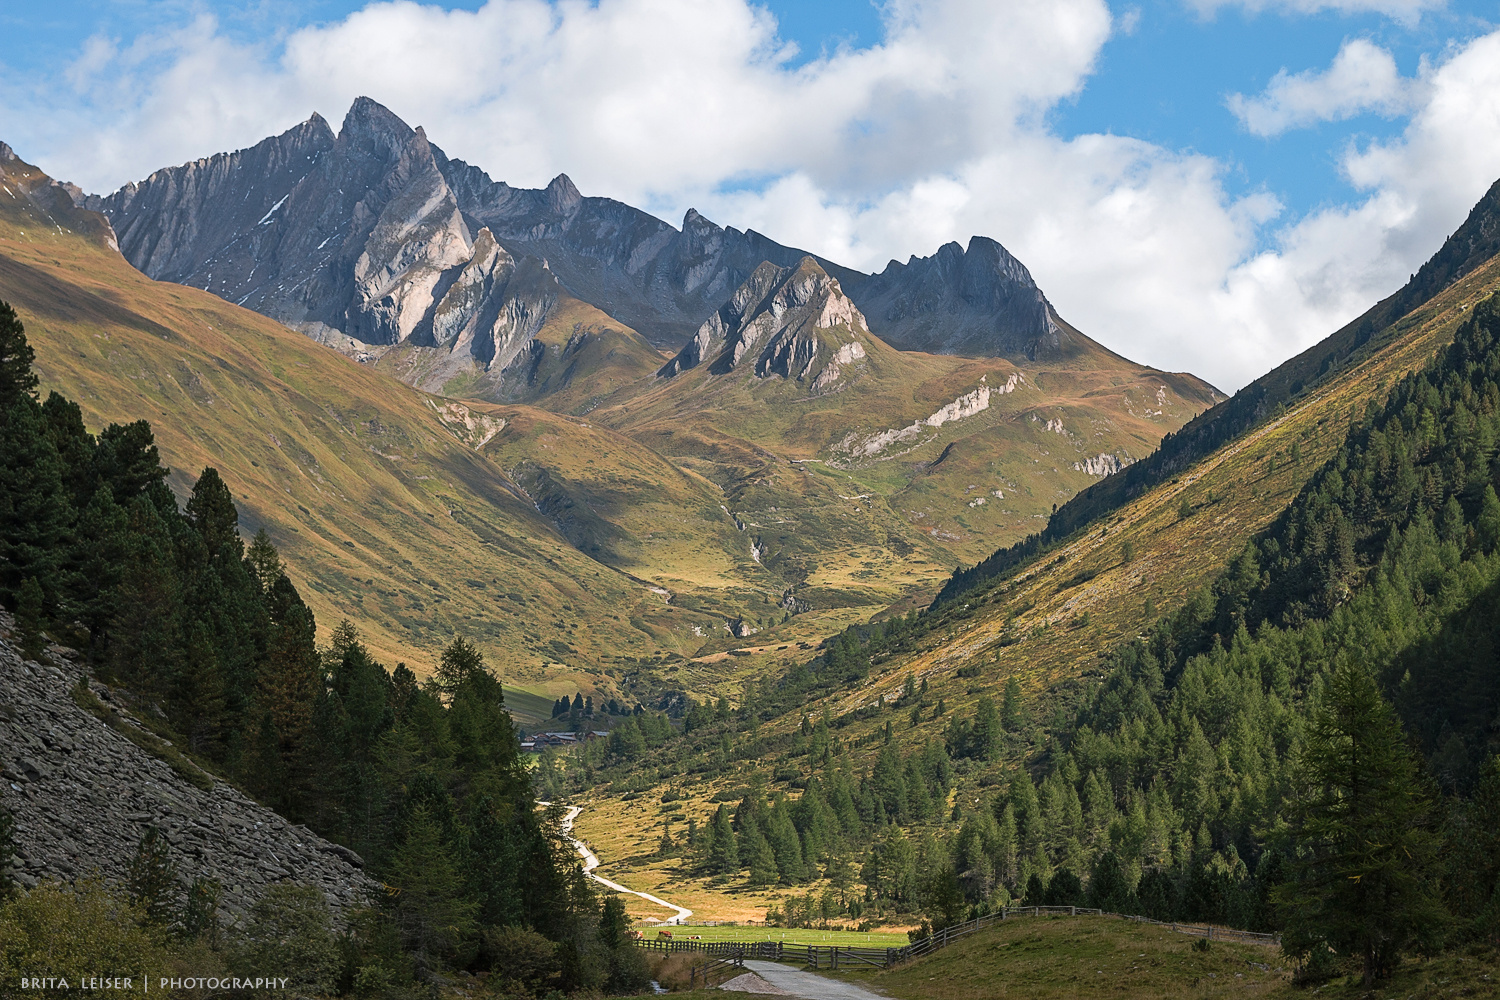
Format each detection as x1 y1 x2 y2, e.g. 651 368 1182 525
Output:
850 237 1075 360
656 258 874 389
93 98 478 347
0 619 377 928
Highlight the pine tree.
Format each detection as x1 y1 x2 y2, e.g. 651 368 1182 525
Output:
973 696 1003 760
1001 677 1025 731
435 635 486 698
180 877 221 945
0 301 38 410
384 806 479 969
0 396 70 603
245 528 283 593
708 805 739 874
1444 755 1500 941
927 866 966 930
92 420 168 505
1275 660 1446 985
744 826 778 886
171 621 227 756
185 467 241 559
127 826 179 926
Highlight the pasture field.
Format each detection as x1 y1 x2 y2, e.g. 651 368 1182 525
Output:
642 925 911 947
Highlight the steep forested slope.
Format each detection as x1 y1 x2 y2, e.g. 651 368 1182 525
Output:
939 176 1500 604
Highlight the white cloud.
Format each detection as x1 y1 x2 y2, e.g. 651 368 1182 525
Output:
1 0 1498 392
1183 0 1440 22
1228 38 1418 136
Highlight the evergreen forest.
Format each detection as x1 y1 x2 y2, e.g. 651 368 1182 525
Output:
0 300 645 995
557 296 1500 986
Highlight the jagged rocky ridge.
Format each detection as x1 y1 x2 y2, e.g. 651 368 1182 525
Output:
657 257 874 389
90 97 1094 370
855 237 1076 360
0 618 376 927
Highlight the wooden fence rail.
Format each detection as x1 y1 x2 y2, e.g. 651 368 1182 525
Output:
633 907 1280 971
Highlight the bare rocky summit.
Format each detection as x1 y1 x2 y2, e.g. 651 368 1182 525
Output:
0 618 377 928
91 97 1088 369
854 237 1079 360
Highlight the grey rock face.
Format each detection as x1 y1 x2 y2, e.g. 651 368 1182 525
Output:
93 97 1082 365
658 257 872 389
430 227 560 370
0 618 378 928
95 98 479 348
850 237 1073 360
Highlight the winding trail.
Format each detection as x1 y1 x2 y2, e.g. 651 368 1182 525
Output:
545 802 693 925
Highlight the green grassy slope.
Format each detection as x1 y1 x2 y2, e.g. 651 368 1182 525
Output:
0 148 686 689
944 176 1500 602
570 215 1500 925
870 915 1496 1000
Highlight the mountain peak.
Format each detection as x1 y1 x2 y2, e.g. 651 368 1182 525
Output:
658 256 872 388
848 234 1072 360
339 97 415 151
546 173 582 214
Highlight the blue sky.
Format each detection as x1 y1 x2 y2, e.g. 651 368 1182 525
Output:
2 0 1499 389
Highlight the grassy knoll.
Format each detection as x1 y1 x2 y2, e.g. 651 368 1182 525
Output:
870 915 1500 1000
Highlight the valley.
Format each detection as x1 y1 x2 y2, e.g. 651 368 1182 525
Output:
1 106 1216 704
3 85 1499 1000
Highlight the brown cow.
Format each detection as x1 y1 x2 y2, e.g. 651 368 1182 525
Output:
657 929 673 939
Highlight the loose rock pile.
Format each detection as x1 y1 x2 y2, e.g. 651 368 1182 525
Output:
0 619 379 927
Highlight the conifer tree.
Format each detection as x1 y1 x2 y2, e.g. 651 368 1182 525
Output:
0 397 70 602
384 806 479 969
185 467 241 559
435 635 486 698
0 302 38 409
1276 660 1446 985
127 826 179 926
245 528 283 593
708 805 739 874
973 696 1003 760
744 825 778 886
1001 677 1025 731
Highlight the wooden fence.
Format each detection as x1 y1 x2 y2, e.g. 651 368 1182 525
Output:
634 907 1280 971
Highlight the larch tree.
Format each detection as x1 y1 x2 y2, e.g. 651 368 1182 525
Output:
1275 658 1446 985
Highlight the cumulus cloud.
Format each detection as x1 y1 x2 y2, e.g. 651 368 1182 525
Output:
1228 38 1419 136
1 0 1499 391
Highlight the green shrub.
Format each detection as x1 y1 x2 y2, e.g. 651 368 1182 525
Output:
0 880 170 992
234 884 338 994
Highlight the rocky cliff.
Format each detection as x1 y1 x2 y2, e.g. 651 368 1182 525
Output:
92 97 1094 365
0 618 376 928
657 257 874 390
852 237 1079 360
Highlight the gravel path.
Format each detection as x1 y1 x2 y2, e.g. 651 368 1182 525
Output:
540 802 694 925
742 961 890 1000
